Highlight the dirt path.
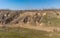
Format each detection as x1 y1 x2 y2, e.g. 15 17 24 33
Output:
19 24 60 32
1 23 60 32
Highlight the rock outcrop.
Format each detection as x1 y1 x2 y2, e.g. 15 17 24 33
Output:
0 9 60 26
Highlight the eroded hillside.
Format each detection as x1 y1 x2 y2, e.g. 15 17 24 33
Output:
0 9 60 27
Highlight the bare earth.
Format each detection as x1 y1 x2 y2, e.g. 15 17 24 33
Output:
0 23 60 32
18 24 60 32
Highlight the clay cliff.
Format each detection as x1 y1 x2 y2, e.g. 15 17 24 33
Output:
0 9 60 27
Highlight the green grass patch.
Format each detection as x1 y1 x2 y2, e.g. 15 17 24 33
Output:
42 15 60 27
0 27 60 38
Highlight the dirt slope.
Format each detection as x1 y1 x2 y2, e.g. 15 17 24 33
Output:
0 9 60 32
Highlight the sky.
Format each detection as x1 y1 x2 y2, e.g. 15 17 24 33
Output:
0 0 60 10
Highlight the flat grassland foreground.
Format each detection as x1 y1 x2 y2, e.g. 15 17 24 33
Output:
0 27 60 38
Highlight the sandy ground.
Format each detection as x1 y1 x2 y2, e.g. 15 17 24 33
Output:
18 24 60 32
0 23 60 32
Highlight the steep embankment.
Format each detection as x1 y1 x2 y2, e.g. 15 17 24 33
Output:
0 9 60 32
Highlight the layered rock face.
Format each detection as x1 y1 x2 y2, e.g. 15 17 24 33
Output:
0 9 60 26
